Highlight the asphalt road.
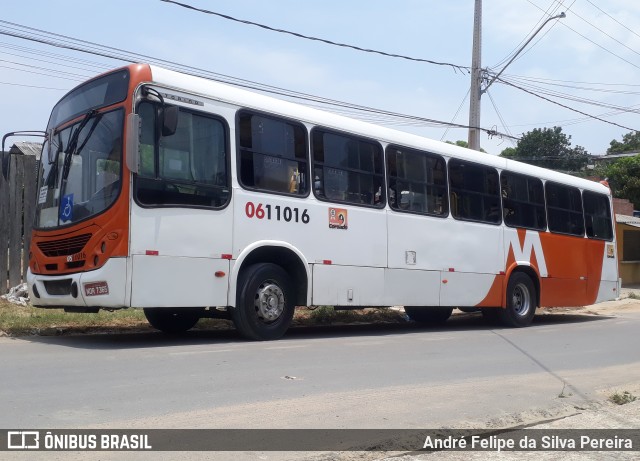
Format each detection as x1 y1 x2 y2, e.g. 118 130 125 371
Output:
2 305 639 435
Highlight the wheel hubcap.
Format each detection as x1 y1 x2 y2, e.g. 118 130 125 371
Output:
512 283 531 317
255 282 285 323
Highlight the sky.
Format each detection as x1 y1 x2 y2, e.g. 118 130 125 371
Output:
1 0 639 156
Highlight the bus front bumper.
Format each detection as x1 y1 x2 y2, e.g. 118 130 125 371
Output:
27 258 128 309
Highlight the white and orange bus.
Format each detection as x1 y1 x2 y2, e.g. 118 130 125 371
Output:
27 64 620 340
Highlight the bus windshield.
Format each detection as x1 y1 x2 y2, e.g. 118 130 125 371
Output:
35 69 130 229
35 109 124 229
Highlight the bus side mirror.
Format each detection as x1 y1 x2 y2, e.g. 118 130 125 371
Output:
126 113 140 174
161 106 179 137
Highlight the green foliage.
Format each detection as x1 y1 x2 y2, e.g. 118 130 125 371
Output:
500 147 517 159
604 154 640 209
607 131 640 154
0 300 147 336
609 391 638 405
445 140 486 153
499 126 589 172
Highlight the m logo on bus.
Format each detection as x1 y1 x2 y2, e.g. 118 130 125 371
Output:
507 230 548 277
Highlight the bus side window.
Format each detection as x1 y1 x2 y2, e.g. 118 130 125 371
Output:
501 171 546 231
546 182 584 236
311 128 385 208
583 191 613 240
448 159 500 224
237 112 308 196
386 145 448 217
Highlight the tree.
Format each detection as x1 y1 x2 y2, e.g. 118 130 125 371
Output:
499 126 589 172
605 155 640 209
607 131 640 154
445 140 486 153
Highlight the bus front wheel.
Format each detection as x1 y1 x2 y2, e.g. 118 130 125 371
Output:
144 308 200 334
233 263 295 341
498 272 537 327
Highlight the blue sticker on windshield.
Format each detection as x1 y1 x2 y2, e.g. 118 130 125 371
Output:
60 193 74 222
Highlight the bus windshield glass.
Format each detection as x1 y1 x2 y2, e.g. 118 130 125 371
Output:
47 69 129 136
35 108 124 229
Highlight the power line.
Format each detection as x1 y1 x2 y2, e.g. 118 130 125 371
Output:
440 89 470 141
0 46 108 74
508 0 577 67
0 58 92 79
497 74 640 114
584 0 640 42
0 20 517 140
491 0 567 69
501 73 640 92
158 0 470 73
486 89 517 145
0 80 68 90
525 0 640 71
0 63 85 81
560 2 640 61
495 76 637 131
502 73 640 88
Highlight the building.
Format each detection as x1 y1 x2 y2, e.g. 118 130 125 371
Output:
616 214 640 286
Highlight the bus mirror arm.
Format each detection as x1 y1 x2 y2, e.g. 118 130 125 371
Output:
126 114 141 174
1 130 46 180
161 106 179 137
0 151 7 181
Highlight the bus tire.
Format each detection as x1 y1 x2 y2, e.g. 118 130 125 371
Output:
233 263 294 341
404 307 453 323
143 308 199 334
498 272 537 327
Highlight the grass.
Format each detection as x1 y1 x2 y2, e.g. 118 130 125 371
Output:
608 391 638 406
627 292 639 300
0 299 149 336
0 300 407 337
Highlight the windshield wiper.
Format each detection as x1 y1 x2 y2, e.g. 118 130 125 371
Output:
61 109 102 181
45 131 63 188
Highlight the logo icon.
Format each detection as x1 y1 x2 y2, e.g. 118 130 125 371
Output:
7 431 40 450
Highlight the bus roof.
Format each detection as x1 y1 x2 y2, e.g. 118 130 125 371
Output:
147 64 610 196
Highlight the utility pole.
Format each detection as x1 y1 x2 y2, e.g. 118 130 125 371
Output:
468 0 482 151
466 2 566 152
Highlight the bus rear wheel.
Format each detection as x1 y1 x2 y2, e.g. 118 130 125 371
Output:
498 272 537 327
144 308 200 334
404 307 453 323
233 263 295 341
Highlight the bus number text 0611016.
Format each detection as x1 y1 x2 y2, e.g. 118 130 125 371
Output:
245 201 310 224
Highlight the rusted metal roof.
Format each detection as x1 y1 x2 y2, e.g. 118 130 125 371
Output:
9 141 43 159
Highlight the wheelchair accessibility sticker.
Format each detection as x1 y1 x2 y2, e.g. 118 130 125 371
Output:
60 194 74 222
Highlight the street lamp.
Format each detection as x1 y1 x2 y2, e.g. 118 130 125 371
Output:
467 9 567 151
483 12 566 94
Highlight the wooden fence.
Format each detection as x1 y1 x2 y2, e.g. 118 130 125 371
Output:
0 153 38 294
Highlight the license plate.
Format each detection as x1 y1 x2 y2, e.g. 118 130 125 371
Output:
84 281 109 297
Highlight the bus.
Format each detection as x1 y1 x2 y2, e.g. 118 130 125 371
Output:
26 63 620 340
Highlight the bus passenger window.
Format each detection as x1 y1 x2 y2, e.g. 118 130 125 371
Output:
311 128 385 208
386 145 447 216
546 182 584 236
448 159 500 224
501 172 546 230
238 112 308 196
583 191 613 240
